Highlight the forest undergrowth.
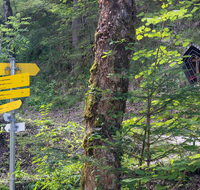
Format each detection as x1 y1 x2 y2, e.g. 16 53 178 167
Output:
1 94 200 190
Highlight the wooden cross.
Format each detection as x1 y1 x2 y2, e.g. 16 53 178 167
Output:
192 56 200 83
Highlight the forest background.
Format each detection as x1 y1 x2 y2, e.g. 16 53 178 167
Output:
0 0 200 189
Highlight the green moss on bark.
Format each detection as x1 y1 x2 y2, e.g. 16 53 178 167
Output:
94 114 105 127
112 21 135 42
89 61 97 84
83 82 97 119
89 76 93 84
82 132 93 154
95 31 100 38
90 61 97 74
80 163 88 190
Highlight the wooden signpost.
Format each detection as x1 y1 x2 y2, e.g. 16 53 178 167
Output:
0 58 40 190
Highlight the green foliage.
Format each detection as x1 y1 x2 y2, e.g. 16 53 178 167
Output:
31 122 84 189
11 0 98 110
15 106 85 189
0 13 30 61
121 0 200 189
0 0 98 110
0 183 8 190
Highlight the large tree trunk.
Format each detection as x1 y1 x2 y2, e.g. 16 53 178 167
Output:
81 0 135 189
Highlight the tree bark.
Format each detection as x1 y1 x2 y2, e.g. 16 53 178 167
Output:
71 0 82 46
81 0 135 189
3 0 14 57
3 0 13 26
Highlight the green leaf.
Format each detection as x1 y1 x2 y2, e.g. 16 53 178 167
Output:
189 160 197 166
189 154 200 159
101 55 107 58
178 166 187 171
145 13 153 17
175 40 182 45
160 9 167 14
103 50 112 55
116 131 120 137
137 12 144 17
137 35 143 41
144 27 151 32
184 14 192 17
169 62 176 67
135 169 145 175
183 41 190 47
155 184 166 190
132 55 139 61
191 7 199 13
141 178 150 183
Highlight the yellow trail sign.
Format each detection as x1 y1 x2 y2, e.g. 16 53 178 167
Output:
0 73 29 90
0 100 22 114
0 88 30 100
0 63 40 76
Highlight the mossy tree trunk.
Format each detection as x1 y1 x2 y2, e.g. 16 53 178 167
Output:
81 0 136 189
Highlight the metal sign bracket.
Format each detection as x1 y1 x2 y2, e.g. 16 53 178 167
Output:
5 67 21 72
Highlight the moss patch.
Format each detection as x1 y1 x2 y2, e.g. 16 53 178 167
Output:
80 163 88 190
83 94 94 119
89 75 93 84
89 61 97 84
90 61 97 74
95 31 100 38
94 114 105 127
83 82 97 119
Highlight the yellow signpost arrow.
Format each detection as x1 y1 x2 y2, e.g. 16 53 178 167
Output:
0 88 30 100
0 63 40 76
0 73 29 90
0 100 22 114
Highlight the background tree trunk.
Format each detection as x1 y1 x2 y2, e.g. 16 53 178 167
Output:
71 0 82 46
81 0 136 189
71 0 83 76
3 0 14 57
4 0 13 27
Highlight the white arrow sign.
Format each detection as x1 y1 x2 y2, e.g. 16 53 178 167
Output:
3 113 11 122
5 122 25 133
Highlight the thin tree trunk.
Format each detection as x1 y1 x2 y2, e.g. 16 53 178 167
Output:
147 96 151 190
4 0 13 27
3 0 14 57
71 0 82 47
81 0 136 189
71 0 83 76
